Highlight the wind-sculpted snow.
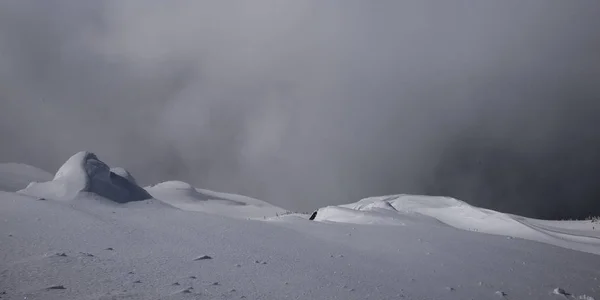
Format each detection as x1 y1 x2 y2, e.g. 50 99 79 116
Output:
18 152 151 203
313 194 600 254
146 181 286 219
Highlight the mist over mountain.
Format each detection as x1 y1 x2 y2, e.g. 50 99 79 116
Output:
1 1 599 219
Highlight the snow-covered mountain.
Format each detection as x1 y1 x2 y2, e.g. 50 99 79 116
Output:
1 152 598 300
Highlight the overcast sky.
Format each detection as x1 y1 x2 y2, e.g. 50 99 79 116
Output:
1 1 599 219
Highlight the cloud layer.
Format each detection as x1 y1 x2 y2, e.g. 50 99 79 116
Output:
1 1 599 218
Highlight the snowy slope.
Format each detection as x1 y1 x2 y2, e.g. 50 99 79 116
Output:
0 163 52 192
146 181 286 219
313 194 600 255
1 191 599 300
1 154 600 299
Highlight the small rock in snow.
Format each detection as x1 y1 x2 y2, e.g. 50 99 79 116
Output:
495 291 507 297
194 255 212 261
128 271 135 274
105 247 114 251
54 252 68 257
46 285 66 290
172 282 180 286
79 252 94 257
235 264 242 267
189 276 197 279
446 287 455 291
552 287 570 296
212 282 220 286
261 261 267 265
133 280 142 284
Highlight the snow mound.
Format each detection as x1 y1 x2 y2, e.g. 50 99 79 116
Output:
0 163 53 192
314 206 407 226
147 181 212 201
146 181 286 219
19 151 151 203
314 194 600 254
338 195 532 235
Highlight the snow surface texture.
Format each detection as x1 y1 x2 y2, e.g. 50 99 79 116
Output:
313 195 600 255
18 151 151 203
1 191 599 300
1 152 600 299
0 163 52 192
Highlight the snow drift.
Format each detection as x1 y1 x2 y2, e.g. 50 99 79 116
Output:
19 151 151 203
146 181 286 218
313 194 600 254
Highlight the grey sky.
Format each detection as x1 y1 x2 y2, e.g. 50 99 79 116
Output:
1 1 599 218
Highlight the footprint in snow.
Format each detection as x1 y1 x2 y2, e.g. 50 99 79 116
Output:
170 287 194 295
253 260 268 264
46 285 66 290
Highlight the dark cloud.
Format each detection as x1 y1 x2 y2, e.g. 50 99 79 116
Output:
1 1 599 219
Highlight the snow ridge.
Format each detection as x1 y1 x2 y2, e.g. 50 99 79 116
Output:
313 194 600 254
